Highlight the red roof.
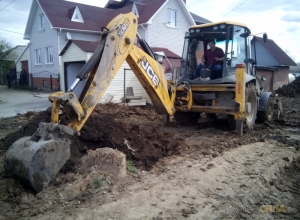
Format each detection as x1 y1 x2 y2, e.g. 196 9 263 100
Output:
37 0 166 32
72 40 99 52
105 0 167 24
162 58 181 68
59 40 99 55
151 47 181 59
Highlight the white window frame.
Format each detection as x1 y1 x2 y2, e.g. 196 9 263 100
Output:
35 49 41 65
166 9 177 27
45 46 53 64
71 6 84 23
39 13 45 30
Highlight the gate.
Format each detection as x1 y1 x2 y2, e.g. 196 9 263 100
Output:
30 71 60 91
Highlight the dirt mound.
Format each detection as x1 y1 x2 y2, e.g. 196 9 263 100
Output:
276 76 300 97
0 110 52 150
78 103 185 170
1 103 186 171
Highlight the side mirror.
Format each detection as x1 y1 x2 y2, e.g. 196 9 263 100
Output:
263 33 268 43
244 59 256 65
240 32 250 38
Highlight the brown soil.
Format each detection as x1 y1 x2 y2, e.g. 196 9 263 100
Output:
277 76 300 98
0 104 186 171
0 97 299 219
0 110 52 150
79 103 186 170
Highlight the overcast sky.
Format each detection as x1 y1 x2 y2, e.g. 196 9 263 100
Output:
0 0 299 62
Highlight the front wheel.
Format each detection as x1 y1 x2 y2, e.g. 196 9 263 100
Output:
235 83 257 134
173 112 200 125
244 83 257 132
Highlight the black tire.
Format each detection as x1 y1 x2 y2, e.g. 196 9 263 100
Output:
244 83 257 132
173 112 200 125
257 98 274 123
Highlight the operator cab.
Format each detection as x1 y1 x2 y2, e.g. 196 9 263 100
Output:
180 22 252 81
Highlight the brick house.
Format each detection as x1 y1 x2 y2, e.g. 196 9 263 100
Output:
252 37 297 91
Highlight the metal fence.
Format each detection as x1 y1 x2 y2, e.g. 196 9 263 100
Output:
6 70 60 92
30 71 60 91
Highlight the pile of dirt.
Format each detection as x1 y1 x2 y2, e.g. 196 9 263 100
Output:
276 76 300 97
0 103 186 171
275 97 300 127
77 103 185 170
0 110 52 150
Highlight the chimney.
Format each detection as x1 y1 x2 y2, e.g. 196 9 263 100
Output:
183 0 186 4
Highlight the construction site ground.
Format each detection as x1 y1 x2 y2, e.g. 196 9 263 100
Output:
0 79 300 219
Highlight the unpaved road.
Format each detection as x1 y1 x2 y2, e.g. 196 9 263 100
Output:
0 96 299 219
24 141 300 220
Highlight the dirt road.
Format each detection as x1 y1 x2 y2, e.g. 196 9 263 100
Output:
0 96 299 219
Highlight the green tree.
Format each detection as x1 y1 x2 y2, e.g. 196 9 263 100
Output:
0 36 17 85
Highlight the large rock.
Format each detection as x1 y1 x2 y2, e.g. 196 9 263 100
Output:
78 148 126 177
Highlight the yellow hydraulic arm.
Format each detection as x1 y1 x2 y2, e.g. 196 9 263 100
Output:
49 12 176 131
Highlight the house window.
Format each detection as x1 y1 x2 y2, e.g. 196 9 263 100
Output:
71 6 84 23
35 49 41 65
39 14 44 30
45 47 53 64
167 9 177 27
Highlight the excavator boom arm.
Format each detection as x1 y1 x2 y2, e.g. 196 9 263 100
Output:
51 12 175 131
4 12 176 193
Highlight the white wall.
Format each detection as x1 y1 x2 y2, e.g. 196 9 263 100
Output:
29 6 59 74
147 0 192 56
103 62 151 103
61 43 150 103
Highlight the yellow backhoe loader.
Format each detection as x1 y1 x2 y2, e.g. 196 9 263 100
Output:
4 12 279 193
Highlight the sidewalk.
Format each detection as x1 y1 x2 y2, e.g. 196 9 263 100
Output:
0 86 52 118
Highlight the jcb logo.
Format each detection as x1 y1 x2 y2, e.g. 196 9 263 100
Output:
141 57 160 88
259 205 286 213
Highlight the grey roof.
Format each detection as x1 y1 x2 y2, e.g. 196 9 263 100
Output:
254 37 297 66
190 12 211 24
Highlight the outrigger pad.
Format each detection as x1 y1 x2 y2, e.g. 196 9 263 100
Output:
4 123 75 193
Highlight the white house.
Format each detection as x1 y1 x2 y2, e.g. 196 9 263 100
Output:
22 0 209 101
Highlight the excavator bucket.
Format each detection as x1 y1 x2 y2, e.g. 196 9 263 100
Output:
4 123 77 193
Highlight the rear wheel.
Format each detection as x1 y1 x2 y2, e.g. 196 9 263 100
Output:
257 97 274 122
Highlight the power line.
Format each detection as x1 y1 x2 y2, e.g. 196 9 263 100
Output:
0 27 23 35
0 0 16 12
223 0 248 17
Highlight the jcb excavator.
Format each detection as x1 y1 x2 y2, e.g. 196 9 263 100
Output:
4 12 278 193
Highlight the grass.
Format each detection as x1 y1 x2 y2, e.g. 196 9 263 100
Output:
93 178 103 188
126 159 139 174
93 174 109 188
